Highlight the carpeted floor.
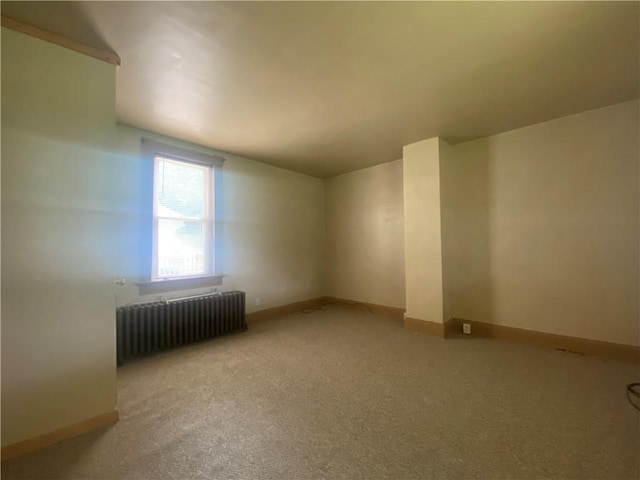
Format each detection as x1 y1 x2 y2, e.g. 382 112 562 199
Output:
3 306 639 479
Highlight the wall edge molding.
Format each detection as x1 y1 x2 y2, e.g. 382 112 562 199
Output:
323 297 405 322
246 297 328 323
449 318 639 364
404 317 446 337
244 297 637 364
1 16 121 66
246 297 406 324
1 410 119 462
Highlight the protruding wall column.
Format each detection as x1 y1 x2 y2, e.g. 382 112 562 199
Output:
402 138 445 336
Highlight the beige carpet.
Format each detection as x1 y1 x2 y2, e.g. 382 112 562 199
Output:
3 306 639 479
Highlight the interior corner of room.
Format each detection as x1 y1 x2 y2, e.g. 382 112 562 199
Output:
1 1 639 476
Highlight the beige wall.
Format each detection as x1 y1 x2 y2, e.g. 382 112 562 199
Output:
440 138 493 325
1 27 326 447
403 138 444 323
113 127 326 312
445 100 639 346
2 24 636 454
438 138 456 322
2 28 118 446
324 160 405 308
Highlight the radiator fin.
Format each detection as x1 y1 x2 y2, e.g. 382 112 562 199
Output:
116 291 246 365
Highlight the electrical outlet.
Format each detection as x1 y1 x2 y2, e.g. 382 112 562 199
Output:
463 323 471 335
255 297 261 306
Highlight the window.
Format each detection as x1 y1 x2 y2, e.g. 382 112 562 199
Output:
153 156 213 279
139 139 223 294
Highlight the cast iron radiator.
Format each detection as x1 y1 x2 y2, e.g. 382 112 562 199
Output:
116 291 246 365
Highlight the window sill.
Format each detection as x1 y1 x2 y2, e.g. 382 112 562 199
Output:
137 275 224 296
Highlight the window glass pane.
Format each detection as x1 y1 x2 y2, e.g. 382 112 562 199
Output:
154 156 207 219
157 219 207 277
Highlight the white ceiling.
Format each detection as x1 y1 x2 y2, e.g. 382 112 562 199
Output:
2 1 639 177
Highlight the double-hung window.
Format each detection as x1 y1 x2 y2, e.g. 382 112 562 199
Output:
153 155 213 278
140 139 223 294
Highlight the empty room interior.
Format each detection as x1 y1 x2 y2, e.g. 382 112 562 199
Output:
2 1 639 479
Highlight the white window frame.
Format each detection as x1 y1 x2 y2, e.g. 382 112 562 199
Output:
152 155 214 280
139 138 224 295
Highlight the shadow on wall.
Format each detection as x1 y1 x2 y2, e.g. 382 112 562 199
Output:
443 138 493 324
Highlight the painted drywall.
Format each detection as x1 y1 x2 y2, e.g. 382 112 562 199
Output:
112 127 325 312
445 100 639 346
403 138 444 323
439 138 493 325
438 138 456 322
324 160 405 308
1 28 118 446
